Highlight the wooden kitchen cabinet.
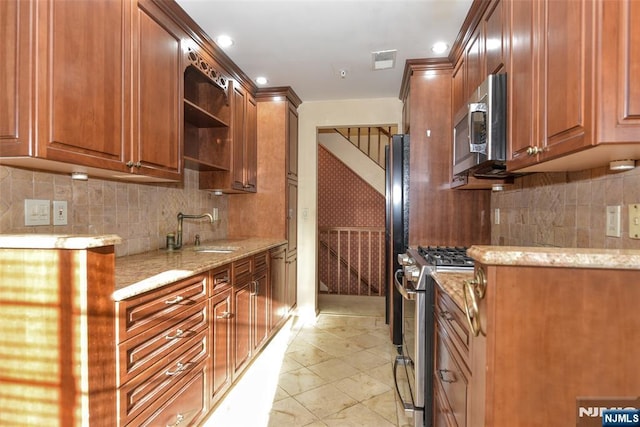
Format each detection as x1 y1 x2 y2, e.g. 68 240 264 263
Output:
252 252 270 353
232 257 252 376
209 265 233 406
0 0 184 182
464 260 640 427
507 0 640 173
269 244 288 331
183 48 232 172
0 0 32 155
115 273 208 426
433 282 470 427
200 81 257 193
0 243 118 427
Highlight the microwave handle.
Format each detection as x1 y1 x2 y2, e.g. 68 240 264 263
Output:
468 102 487 153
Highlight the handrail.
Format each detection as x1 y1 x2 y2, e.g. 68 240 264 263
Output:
330 126 396 169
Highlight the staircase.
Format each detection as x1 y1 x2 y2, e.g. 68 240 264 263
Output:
317 125 397 196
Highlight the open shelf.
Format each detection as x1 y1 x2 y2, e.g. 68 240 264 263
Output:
184 99 228 128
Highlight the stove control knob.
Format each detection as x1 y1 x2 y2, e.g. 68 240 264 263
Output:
404 265 421 281
398 253 414 266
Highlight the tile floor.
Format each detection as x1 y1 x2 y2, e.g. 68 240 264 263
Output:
202 295 414 426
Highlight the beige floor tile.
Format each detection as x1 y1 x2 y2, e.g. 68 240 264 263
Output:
339 349 391 373
321 403 397 427
361 389 400 425
280 354 305 373
278 366 328 396
302 420 329 427
273 385 290 402
307 357 359 382
335 372 391 402
287 345 335 366
267 396 318 427
293 383 358 418
366 360 397 388
348 331 391 349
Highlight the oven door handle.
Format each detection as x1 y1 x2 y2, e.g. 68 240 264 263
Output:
394 269 416 300
393 354 416 413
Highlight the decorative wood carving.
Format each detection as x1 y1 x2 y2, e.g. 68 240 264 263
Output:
185 47 229 103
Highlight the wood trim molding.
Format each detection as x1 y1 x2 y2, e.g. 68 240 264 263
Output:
399 58 453 101
255 87 303 107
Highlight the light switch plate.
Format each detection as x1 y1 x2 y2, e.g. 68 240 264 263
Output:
630 204 640 239
24 199 50 226
606 205 621 237
53 200 68 225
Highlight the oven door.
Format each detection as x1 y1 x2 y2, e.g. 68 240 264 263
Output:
392 270 425 427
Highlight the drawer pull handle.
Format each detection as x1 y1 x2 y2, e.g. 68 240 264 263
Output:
440 311 454 321
166 413 185 427
438 369 457 383
217 311 232 319
165 329 184 340
165 295 184 305
214 277 230 285
165 362 186 376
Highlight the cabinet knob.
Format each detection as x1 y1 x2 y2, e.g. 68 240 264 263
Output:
216 311 232 319
165 328 185 340
526 146 543 156
437 369 457 383
134 161 142 168
166 414 185 427
126 160 134 168
164 295 184 305
165 362 187 376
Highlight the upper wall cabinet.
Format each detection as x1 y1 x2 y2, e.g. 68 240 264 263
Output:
0 0 184 182
199 81 257 193
507 0 640 173
182 47 232 172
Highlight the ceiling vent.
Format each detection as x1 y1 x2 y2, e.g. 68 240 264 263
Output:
371 50 397 71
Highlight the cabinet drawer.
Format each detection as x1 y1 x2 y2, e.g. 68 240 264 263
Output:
210 264 231 295
116 274 207 343
433 376 459 427
435 322 468 427
233 257 252 279
118 328 208 424
436 285 470 364
254 251 268 273
117 300 207 384
131 360 207 427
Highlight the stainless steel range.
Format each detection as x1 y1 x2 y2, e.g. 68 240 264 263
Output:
393 246 474 427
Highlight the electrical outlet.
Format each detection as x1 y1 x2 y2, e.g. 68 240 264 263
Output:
24 199 50 226
606 205 621 237
212 207 219 221
494 208 500 225
630 204 640 239
53 200 68 226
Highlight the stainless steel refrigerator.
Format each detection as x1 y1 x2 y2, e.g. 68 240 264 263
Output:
385 134 409 346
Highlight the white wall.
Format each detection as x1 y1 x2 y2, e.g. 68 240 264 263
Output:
296 98 403 321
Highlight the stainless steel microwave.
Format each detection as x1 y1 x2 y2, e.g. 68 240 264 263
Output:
453 73 507 178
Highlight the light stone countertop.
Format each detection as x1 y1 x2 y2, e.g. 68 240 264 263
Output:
468 245 640 270
431 271 473 310
113 237 287 301
0 234 122 249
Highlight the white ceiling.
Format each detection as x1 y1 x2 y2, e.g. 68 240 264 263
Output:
175 0 473 102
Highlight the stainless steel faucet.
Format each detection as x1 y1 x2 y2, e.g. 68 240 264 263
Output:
173 212 214 250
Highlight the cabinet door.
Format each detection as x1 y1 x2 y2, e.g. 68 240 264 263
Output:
484 0 505 75
210 288 232 403
540 0 593 158
269 245 287 330
285 254 297 311
252 268 269 352
451 57 466 117
244 94 257 191
286 179 298 254
465 26 484 100
597 0 640 143
286 103 298 180
232 278 251 375
132 0 183 181
507 0 539 169
35 0 130 171
231 83 247 191
0 0 32 156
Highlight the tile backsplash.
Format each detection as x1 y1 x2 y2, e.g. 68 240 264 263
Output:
491 166 640 249
0 165 228 257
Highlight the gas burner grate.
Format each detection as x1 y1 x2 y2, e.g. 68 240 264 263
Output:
417 246 474 268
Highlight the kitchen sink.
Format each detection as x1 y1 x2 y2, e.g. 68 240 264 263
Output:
194 246 238 253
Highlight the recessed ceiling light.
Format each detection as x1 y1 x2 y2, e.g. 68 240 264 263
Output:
431 42 449 54
256 76 268 85
215 35 234 48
